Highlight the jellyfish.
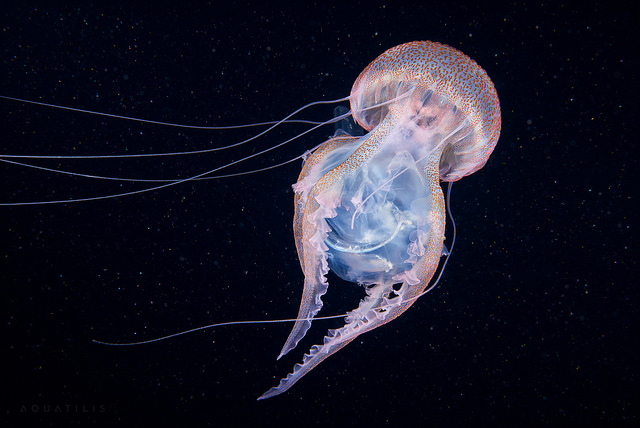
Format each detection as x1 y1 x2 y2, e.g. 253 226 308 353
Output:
1 41 500 401
259 41 500 399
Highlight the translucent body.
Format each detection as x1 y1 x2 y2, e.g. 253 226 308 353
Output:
259 41 500 399
325 146 432 285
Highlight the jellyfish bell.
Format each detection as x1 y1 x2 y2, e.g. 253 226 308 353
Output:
349 40 501 181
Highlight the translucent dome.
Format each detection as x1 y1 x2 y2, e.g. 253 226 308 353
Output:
350 41 501 181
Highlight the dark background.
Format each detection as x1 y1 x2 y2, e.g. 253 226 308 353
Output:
1 1 636 426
